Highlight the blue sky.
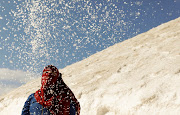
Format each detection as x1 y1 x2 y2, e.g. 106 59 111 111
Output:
0 0 180 74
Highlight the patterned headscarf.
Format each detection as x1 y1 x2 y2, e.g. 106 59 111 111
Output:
34 65 80 115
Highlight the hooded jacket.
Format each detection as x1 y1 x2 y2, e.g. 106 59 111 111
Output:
22 65 80 115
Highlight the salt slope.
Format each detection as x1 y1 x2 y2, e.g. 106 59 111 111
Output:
0 17 180 115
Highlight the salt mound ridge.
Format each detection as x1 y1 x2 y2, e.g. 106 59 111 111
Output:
0 17 180 115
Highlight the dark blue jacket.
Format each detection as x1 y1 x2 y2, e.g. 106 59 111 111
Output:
22 93 76 115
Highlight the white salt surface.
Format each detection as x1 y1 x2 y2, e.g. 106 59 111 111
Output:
0 17 180 115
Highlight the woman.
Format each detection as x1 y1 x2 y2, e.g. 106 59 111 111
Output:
22 65 80 115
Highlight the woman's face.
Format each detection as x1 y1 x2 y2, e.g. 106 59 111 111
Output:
43 68 58 77
41 66 59 89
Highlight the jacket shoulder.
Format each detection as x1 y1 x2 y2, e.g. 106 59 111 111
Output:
26 93 35 101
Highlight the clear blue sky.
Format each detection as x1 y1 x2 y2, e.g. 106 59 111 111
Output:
0 0 180 73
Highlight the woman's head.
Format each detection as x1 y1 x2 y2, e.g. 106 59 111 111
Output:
41 65 59 90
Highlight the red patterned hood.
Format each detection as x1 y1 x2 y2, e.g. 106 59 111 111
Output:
41 65 59 90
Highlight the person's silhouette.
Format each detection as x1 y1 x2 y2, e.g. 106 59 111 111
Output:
22 65 80 115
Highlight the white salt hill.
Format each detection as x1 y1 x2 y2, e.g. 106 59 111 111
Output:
0 17 180 115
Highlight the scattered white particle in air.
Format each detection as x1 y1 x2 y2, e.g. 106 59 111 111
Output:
135 1 143 6
167 13 173 16
135 12 141 16
3 27 8 30
124 2 128 5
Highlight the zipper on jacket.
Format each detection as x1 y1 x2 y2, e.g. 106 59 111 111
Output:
41 106 43 115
